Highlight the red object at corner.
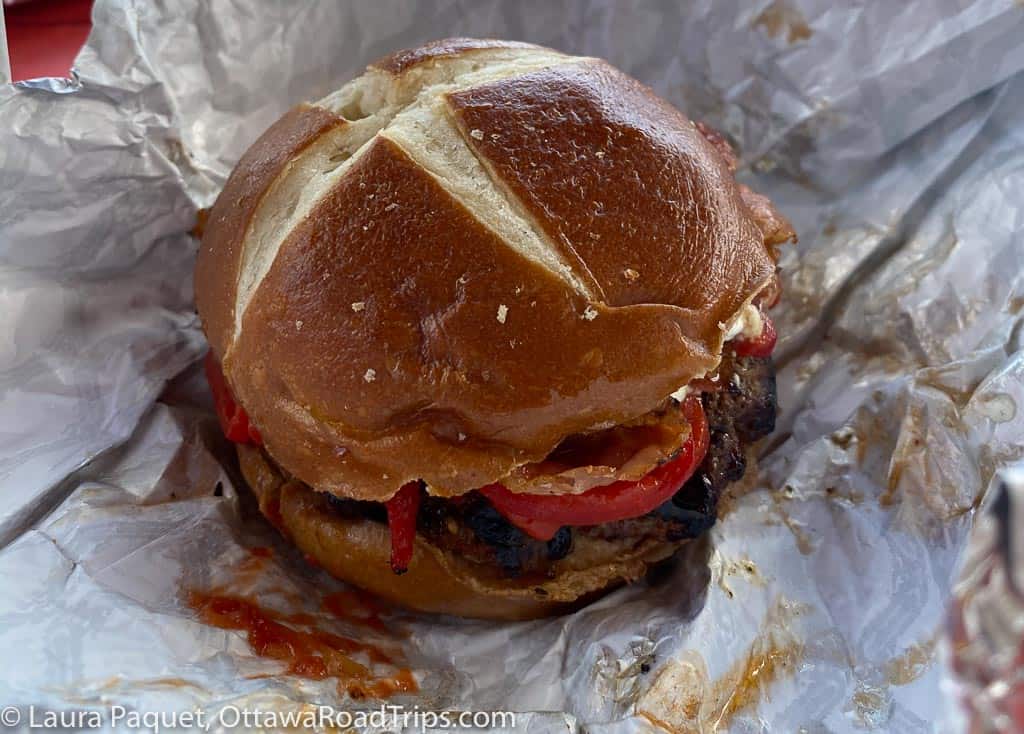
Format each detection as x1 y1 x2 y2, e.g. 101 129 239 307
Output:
6 0 93 81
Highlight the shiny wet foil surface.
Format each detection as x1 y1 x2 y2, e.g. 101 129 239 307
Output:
3 2 1024 732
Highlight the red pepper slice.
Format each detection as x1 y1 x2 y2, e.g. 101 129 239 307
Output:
204 353 262 445
731 313 777 358
497 509 563 542
385 482 422 574
480 397 710 540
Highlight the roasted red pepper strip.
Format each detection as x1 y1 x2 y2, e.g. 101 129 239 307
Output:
480 397 710 540
498 510 563 542
731 313 777 358
386 482 422 574
204 353 262 445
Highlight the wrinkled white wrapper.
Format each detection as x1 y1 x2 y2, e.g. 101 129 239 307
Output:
3 1 1024 731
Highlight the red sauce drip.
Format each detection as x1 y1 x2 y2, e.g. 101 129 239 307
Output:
314 630 394 665
236 558 263 577
348 669 418 699
187 591 417 698
249 546 273 559
322 590 389 634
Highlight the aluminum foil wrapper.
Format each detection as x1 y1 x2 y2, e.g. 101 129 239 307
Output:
2 1 1024 731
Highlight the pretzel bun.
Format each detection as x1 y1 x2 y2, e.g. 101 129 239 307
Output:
237 443 680 620
195 38 789 503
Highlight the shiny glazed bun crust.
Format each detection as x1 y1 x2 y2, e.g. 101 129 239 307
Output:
196 38 792 502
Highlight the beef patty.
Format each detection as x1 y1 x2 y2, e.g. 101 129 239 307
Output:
326 355 776 578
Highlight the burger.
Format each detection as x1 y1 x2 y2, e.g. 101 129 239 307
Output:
195 39 794 620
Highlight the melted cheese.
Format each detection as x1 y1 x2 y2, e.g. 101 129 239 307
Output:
723 302 764 341
668 303 765 402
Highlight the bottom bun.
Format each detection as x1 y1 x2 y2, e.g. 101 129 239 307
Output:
237 444 688 620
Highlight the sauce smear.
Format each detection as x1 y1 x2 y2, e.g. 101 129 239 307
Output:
322 590 391 634
188 591 417 698
348 669 418 700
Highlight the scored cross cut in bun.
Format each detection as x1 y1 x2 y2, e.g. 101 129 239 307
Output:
195 38 793 506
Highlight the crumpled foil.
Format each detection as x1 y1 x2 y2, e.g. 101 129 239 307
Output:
2 1 1024 731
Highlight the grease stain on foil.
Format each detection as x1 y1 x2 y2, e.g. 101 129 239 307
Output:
768 487 817 555
844 635 938 728
849 681 892 729
974 393 1017 424
883 637 937 686
60 675 210 706
881 400 983 525
752 1 813 46
637 597 806 732
710 552 766 600
593 637 658 710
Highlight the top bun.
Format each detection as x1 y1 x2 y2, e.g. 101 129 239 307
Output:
195 39 791 502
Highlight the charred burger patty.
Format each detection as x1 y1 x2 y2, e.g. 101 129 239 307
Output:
318 354 776 580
